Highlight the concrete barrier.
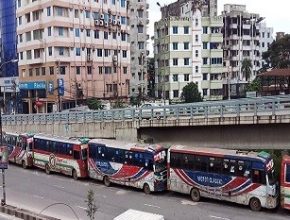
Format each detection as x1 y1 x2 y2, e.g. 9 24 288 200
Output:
0 205 60 220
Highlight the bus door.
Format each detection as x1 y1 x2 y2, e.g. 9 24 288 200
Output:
281 156 290 210
73 144 88 177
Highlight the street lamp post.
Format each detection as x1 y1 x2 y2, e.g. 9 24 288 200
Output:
0 58 18 206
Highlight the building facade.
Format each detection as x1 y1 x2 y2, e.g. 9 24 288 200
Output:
259 23 274 68
129 0 149 98
17 0 131 114
154 0 225 101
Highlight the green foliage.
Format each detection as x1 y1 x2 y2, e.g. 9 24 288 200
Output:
113 98 125 109
181 82 202 103
86 98 103 110
130 96 141 106
85 189 98 220
263 34 290 68
246 78 262 92
241 59 252 81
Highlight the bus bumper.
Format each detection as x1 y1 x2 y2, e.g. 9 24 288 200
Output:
265 196 278 209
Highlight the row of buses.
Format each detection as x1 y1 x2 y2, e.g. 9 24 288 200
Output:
3 131 290 212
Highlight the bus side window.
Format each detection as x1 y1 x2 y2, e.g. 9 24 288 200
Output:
73 150 80 160
252 170 266 184
286 164 290 183
195 156 208 172
208 157 222 174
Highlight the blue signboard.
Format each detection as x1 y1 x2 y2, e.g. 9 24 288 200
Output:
58 78 64 96
48 81 54 94
19 81 46 90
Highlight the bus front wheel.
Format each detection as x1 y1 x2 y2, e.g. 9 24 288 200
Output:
249 197 261 211
103 176 110 187
45 164 50 175
190 188 200 202
72 169 78 180
143 183 151 194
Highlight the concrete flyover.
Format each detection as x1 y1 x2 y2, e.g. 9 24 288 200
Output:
3 95 290 149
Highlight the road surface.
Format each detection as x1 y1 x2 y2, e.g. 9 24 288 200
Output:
3 165 290 220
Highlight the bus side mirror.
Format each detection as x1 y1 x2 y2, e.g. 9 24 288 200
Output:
153 165 156 172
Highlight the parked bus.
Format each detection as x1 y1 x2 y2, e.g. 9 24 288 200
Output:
16 133 34 168
88 139 167 194
33 134 89 179
3 131 19 161
281 155 290 210
167 145 278 211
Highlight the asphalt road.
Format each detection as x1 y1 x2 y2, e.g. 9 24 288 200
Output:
2 165 289 220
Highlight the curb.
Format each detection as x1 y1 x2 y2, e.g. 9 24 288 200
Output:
0 205 60 220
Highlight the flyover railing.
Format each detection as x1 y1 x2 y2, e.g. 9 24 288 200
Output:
2 95 290 124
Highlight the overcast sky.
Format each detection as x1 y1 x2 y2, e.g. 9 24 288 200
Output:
147 0 290 55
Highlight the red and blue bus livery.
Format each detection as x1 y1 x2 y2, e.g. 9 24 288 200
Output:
168 146 278 211
281 155 290 210
88 139 167 194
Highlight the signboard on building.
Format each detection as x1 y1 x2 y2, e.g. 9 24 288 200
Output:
58 78 64 96
19 81 46 90
0 146 8 169
48 81 54 94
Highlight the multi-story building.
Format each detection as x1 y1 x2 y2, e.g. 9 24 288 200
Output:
154 0 225 101
17 0 131 114
129 0 149 98
222 4 263 83
259 23 274 68
0 1 19 114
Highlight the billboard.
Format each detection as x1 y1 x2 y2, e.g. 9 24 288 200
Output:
58 78 64 96
0 146 8 169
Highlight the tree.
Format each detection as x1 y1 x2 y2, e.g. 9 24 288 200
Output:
85 189 98 220
86 98 103 110
112 98 125 109
241 58 252 82
246 78 262 93
263 34 290 68
181 82 202 103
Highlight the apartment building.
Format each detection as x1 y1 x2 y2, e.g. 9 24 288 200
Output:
17 0 131 114
259 23 274 68
129 0 149 98
154 0 225 101
222 4 263 83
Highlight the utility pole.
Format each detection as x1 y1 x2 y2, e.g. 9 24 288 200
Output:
0 85 6 206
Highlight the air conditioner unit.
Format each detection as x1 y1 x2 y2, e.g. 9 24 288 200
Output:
104 22 109 27
113 20 117 26
112 55 118 62
99 20 104 26
117 20 121 26
100 14 104 20
94 20 99 26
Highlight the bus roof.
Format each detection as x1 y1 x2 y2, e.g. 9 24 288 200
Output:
89 139 164 153
3 131 19 136
169 145 271 162
34 133 85 145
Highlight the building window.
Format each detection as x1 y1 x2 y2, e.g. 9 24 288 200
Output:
58 27 64 36
105 66 112 74
47 7 51 16
26 32 31 41
184 26 189 34
104 31 108 39
104 49 110 57
94 30 99 39
59 66 66 75
184 58 189 66
20 52 23 60
173 90 179 98
76 48 81 56
86 29 90 37
137 25 144 33
49 67 54 75
41 67 46 75
195 50 199 57
99 66 103 74
138 42 144 49
19 34 23 43
173 26 178 34
59 47 64 56
87 66 92 75
48 27 51 36
184 74 189 81
75 28 80 37
203 58 208 65
76 66 81 75
173 74 178 82
184 42 189 50
211 58 223 64
27 50 32 59
203 73 208 80
203 42 207 49
121 0 126 7
35 68 40 76
122 50 127 58
203 89 207 96
173 58 178 66
85 10 90 18
267 32 270 38
123 67 127 74
113 32 117 39
121 33 126 41
48 47 52 56
19 17 22 26
97 49 102 57
34 49 41 58
75 9 79 18
29 69 33 76
173 42 178 50
17 0 21 7
203 26 208 34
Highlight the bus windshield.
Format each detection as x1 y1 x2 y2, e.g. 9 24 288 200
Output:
82 148 87 160
154 150 167 173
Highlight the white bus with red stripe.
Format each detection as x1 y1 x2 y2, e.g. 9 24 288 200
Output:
167 145 278 211
281 155 290 210
88 139 167 194
33 134 88 179
3 132 34 168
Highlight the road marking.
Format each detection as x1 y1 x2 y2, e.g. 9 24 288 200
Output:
181 200 198 206
33 194 44 199
53 184 65 189
144 204 161 209
76 206 87 210
209 215 231 220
